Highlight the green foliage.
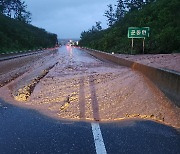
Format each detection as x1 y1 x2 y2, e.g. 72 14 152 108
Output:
115 0 126 21
95 21 102 31
0 14 58 53
0 0 31 23
80 0 180 54
104 4 116 27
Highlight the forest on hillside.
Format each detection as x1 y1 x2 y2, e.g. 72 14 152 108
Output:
79 0 180 54
0 0 58 53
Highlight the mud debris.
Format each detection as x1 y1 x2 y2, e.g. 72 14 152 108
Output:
14 64 57 102
125 114 164 122
0 47 179 128
60 102 70 111
0 72 24 88
60 96 70 111
0 49 58 89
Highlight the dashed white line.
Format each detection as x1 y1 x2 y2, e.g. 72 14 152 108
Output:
91 123 107 154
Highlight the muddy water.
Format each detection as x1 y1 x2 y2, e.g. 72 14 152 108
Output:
0 46 179 127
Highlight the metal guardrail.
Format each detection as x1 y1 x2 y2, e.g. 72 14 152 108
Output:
0 47 59 61
0 50 43 61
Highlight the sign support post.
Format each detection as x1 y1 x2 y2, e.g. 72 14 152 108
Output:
131 38 134 54
128 27 150 54
143 38 145 54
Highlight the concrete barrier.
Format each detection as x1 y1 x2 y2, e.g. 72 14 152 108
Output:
82 47 180 107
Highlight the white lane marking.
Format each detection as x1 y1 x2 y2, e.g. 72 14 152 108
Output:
91 123 107 154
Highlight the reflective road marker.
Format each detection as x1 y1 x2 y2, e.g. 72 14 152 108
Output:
91 123 107 154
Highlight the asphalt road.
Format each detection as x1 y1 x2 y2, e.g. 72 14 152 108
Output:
0 99 180 154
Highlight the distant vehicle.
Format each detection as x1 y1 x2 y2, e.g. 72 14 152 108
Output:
67 40 79 46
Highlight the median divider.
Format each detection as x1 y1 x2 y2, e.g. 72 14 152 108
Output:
81 47 180 107
0 47 59 61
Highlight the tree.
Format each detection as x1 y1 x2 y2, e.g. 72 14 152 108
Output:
0 13 58 53
0 0 12 17
0 0 5 13
126 0 145 11
145 0 156 4
80 0 180 54
14 0 31 23
115 0 126 21
104 4 116 27
0 0 31 23
96 21 102 31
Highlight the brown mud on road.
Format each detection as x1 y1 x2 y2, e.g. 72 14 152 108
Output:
0 46 179 128
0 49 58 88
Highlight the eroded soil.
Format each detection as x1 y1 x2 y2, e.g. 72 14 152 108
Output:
0 46 179 127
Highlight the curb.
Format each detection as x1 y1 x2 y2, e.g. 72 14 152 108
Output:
81 47 180 107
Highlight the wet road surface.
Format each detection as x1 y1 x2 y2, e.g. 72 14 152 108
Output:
0 99 180 154
0 49 58 88
0 46 180 153
0 46 179 126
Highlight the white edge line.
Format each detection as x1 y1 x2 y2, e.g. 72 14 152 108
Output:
91 123 107 154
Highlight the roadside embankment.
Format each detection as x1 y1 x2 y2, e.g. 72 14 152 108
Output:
81 47 180 107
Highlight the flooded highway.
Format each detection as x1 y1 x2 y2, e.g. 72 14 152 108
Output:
0 46 180 154
0 46 179 127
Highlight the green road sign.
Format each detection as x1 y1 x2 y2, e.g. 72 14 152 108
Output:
128 27 150 38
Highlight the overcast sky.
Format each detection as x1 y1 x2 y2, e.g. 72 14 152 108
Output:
25 0 117 39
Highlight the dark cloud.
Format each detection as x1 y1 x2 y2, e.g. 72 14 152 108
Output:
26 0 117 39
